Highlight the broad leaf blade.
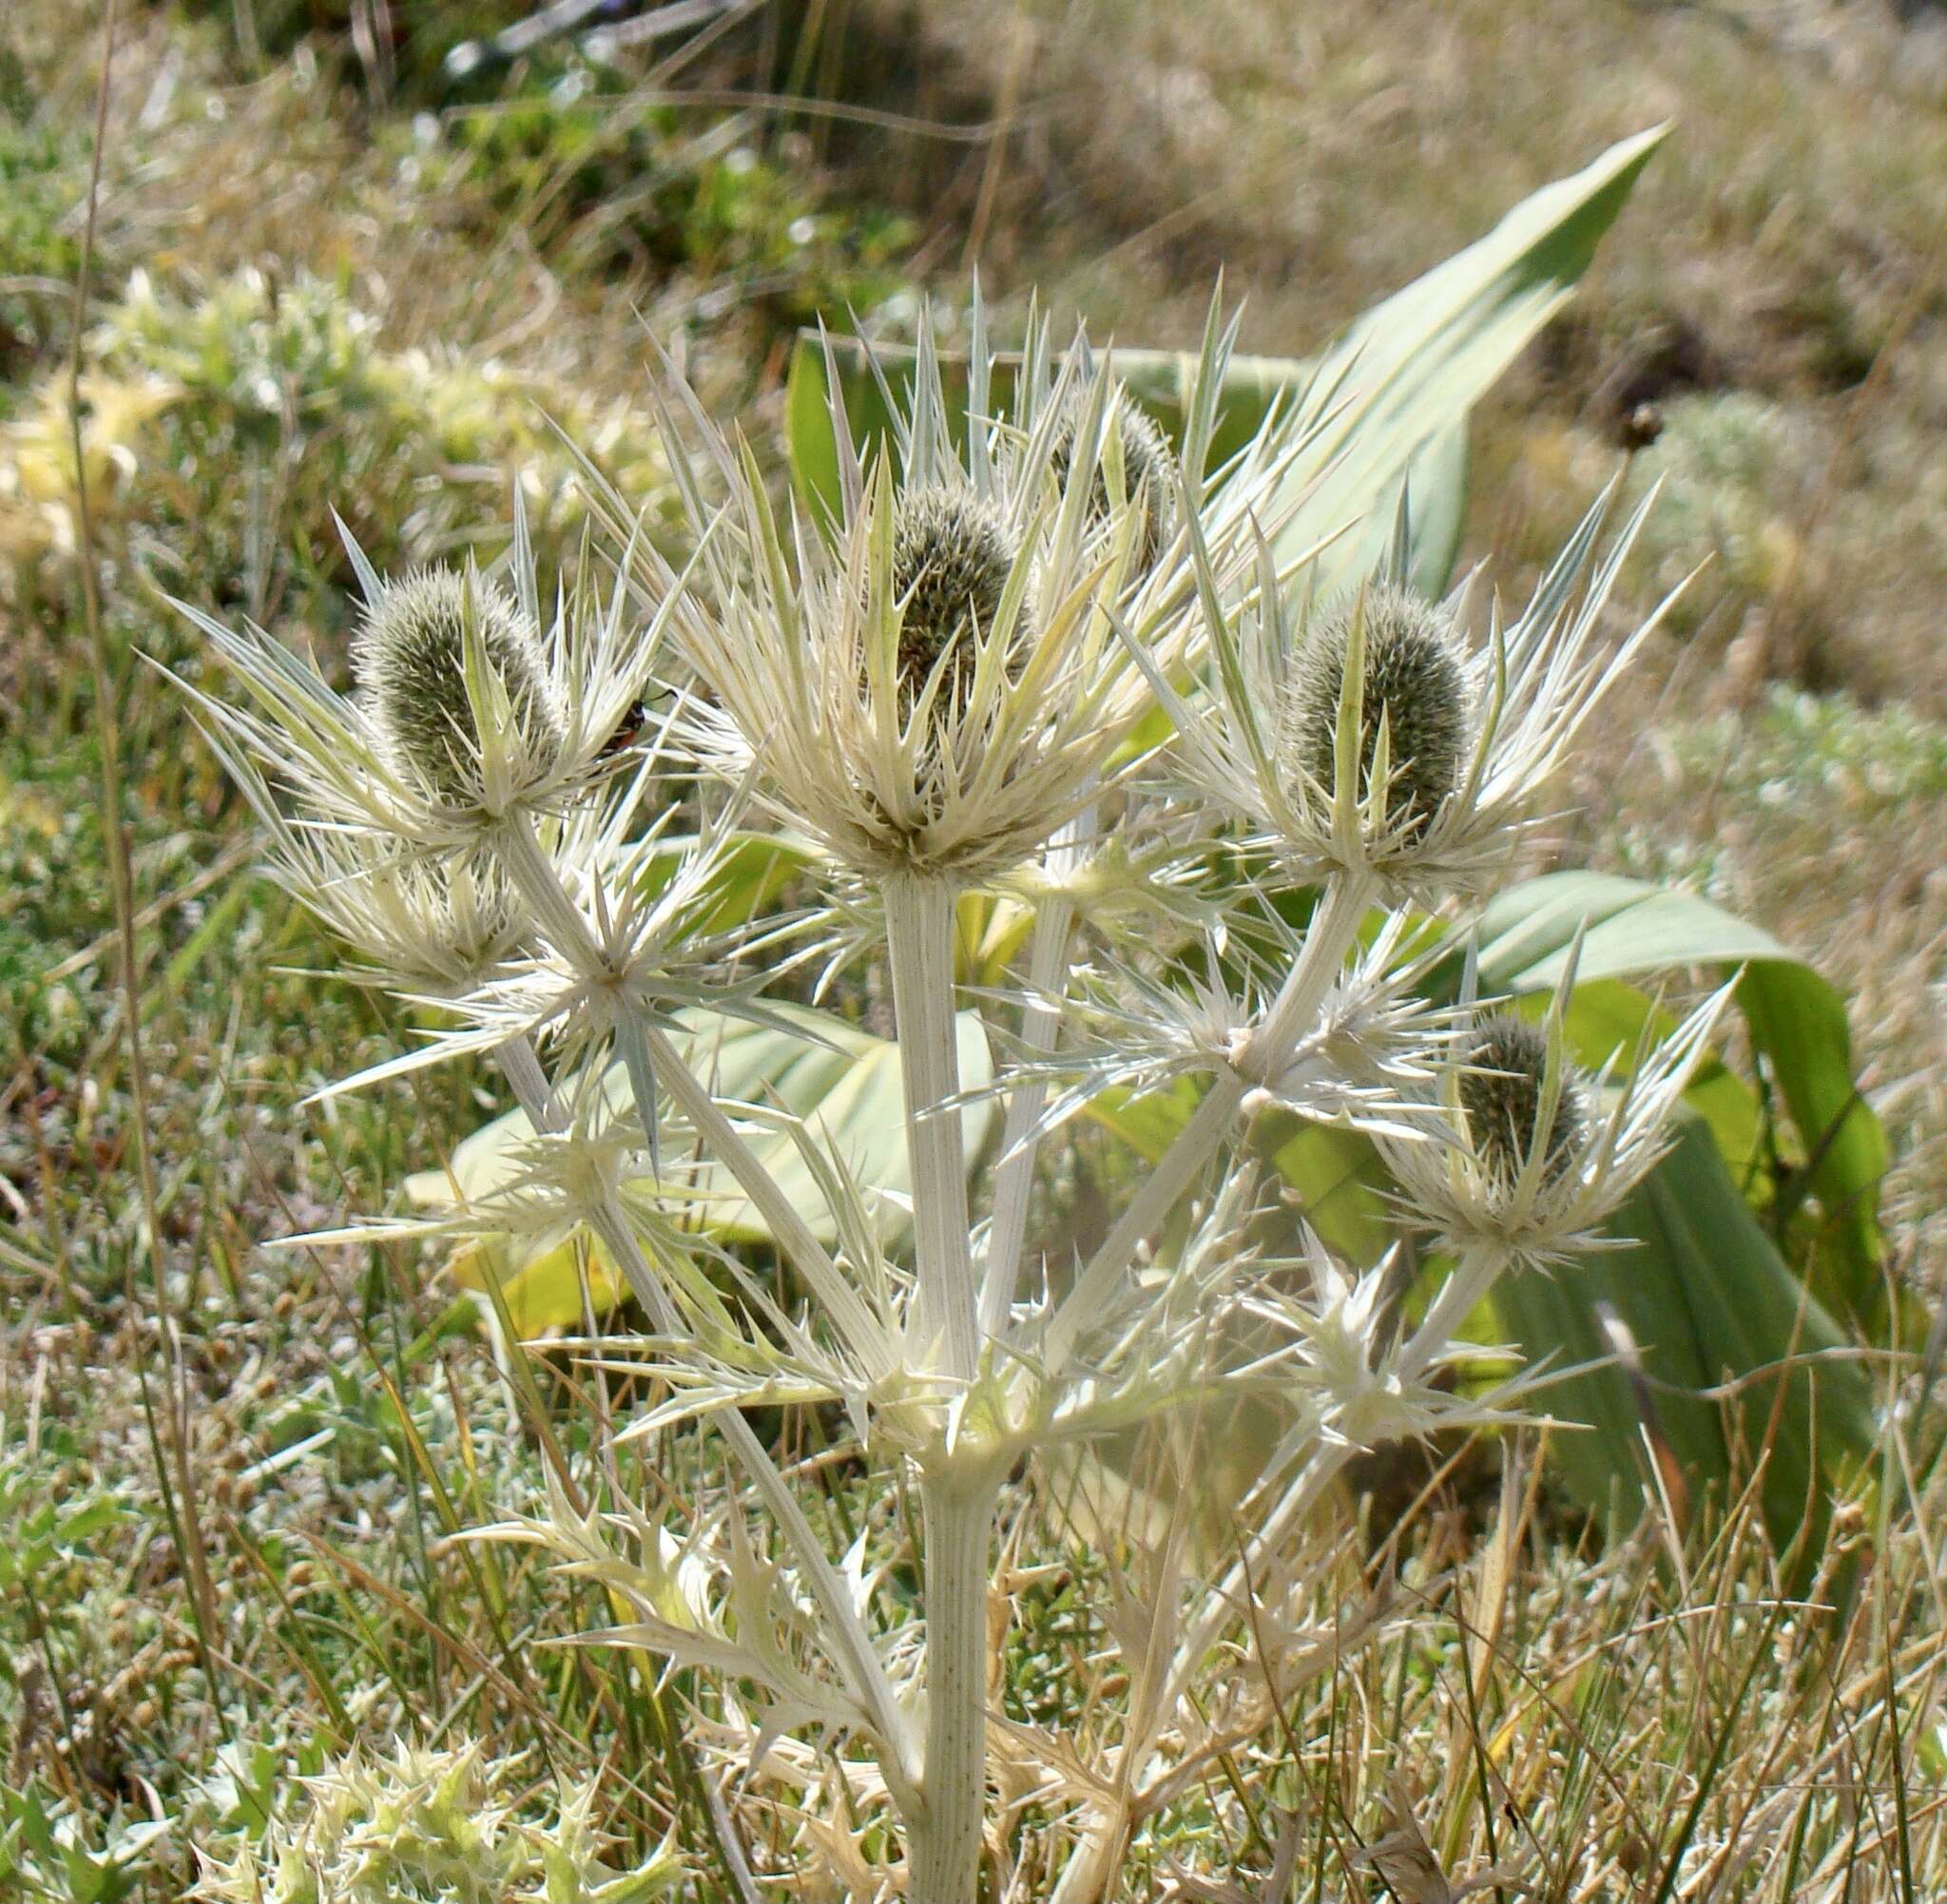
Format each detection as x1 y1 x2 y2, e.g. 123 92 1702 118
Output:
1470 869 1887 1312
1264 124 1667 588
1492 1118 1879 1553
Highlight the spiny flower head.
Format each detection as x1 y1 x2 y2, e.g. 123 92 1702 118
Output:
601 316 1152 883
1379 948 1734 1265
887 483 1023 712
1049 388 1178 574
1455 1010 1588 1192
354 565 566 811
1156 479 1695 902
573 291 1302 885
168 496 679 854
1283 583 1470 847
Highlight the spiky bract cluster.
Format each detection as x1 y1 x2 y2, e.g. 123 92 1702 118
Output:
1159 482 1692 899
355 567 567 809
1455 1011 1588 1189
889 484 1022 710
1380 969 1733 1265
596 303 1258 884
194 1736 676 1903
1285 584 1469 845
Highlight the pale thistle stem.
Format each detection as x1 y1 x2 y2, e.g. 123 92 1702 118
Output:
979 805 1092 1338
1043 872 1375 1374
1254 871 1378 1056
979 892 1076 1337
639 1020 894 1379
910 1465 1003 1904
882 872 980 1380
1158 1241 1513 1742
1042 1074 1249 1376
492 810 600 963
1397 1241 1507 1381
497 1034 556 1128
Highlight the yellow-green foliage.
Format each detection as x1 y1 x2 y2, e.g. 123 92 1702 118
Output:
0 266 668 633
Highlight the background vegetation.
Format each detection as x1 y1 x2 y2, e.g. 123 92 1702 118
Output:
1 1 1942 1896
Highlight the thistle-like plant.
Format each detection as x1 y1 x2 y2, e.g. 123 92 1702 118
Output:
181 253 1733 1904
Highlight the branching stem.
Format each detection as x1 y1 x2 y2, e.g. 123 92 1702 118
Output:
1044 871 1374 1373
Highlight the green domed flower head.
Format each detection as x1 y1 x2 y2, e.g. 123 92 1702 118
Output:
1050 390 1178 573
1286 583 1470 846
356 566 566 810
1456 1011 1587 1190
889 484 1021 712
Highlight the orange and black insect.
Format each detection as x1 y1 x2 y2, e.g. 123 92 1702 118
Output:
599 698 650 760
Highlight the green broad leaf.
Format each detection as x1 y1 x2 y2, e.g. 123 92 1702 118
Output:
788 125 1658 598
1470 869 1887 1317
1263 124 1667 590
410 1003 996 1335
1086 1081 1391 1267
1557 977 1766 1195
1372 415 1472 602
1261 1117 1395 1268
1474 869 1790 989
656 1003 995 1245
784 336 844 525
1491 1117 1879 1556
1082 1077 1203 1166
1738 960 1890 1326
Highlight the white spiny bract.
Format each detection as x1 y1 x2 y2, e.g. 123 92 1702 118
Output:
1021 903 1456 1144
179 275 1725 1903
1378 949 1735 1267
170 503 675 854
579 295 1295 886
1147 480 1694 901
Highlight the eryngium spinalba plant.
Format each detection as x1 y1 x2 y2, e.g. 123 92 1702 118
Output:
180 292 1724 1903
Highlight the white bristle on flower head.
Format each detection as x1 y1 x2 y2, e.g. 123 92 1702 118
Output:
167 495 680 856
1048 387 1179 575
1283 582 1471 848
1379 944 1735 1265
887 482 1025 713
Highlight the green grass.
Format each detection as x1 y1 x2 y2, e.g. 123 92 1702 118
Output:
2 0 1943 1896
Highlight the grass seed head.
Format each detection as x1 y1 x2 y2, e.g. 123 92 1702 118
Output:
356 566 566 810
1457 1011 1587 1189
1288 583 1471 843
